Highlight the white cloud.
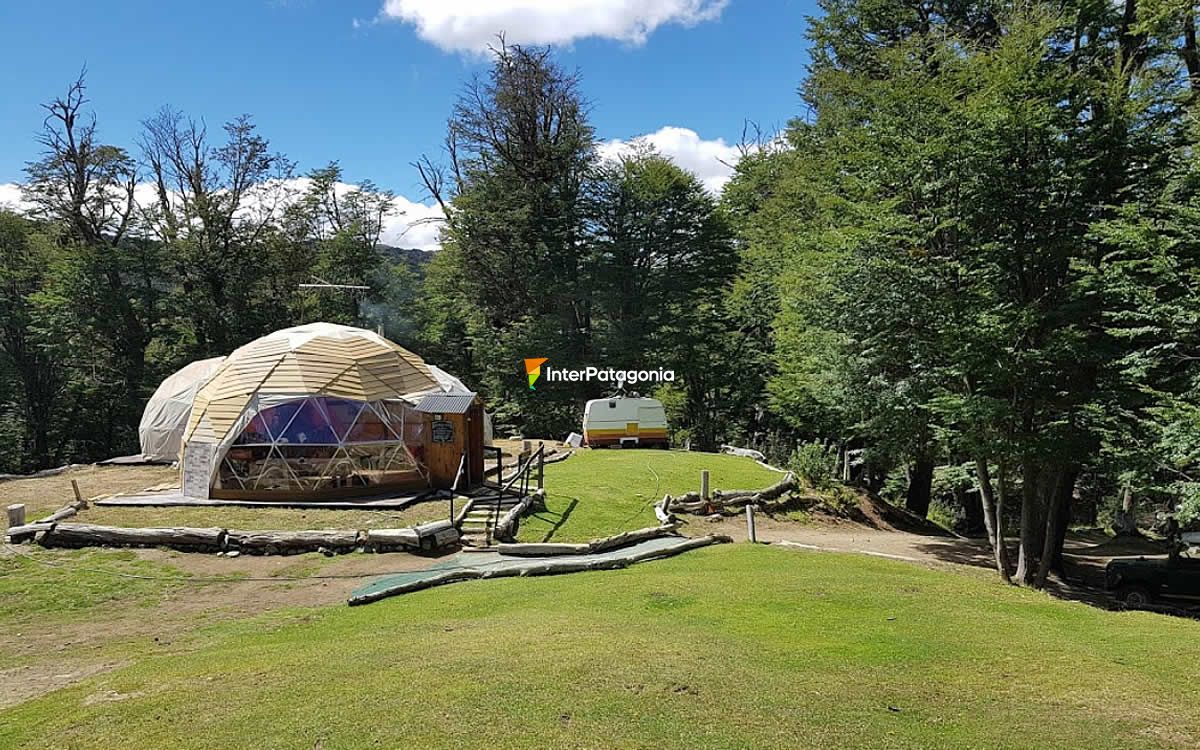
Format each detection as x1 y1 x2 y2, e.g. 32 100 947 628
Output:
598 126 742 193
0 183 31 213
3 130 744 247
379 0 727 52
0 178 445 251
382 195 443 250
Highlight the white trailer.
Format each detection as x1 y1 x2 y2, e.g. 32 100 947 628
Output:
582 397 668 448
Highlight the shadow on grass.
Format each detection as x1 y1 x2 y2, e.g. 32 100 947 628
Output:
912 536 996 569
530 498 579 543
911 534 1172 611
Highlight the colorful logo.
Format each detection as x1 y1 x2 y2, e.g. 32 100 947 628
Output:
524 358 549 390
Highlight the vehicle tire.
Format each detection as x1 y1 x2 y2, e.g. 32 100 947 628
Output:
1115 585 1153 609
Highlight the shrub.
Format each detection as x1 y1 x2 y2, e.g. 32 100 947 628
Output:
789 442 837 489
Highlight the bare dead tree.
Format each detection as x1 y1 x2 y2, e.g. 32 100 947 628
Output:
138 107 295 350
23 71 138 246
414 154 451 217
294 163 396 248
139 109 296 249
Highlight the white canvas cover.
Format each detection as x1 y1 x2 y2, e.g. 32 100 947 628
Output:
139 356 226 462
427 365 470 394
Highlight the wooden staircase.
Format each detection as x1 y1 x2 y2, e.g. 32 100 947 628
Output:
457 494 524 549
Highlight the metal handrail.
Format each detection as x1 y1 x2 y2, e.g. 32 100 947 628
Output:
482 445 504 487
491 443 545 542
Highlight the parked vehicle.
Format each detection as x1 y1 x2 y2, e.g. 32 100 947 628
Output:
582 396 668 448
1106 550 1200 609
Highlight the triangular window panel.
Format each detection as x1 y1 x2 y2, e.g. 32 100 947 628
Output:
346 402 393 443
258 400 305 444
221 457 249 490
234 413 273 445
321 397 365 442
253 445 302 490
275 398 337 445
319 446 356 481
369 402 404 441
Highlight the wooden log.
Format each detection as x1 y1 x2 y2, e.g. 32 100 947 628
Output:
5 521 54 542
35 503 82 524
655 494 674 524
365 528 422 550
453 497 476 526
40 523 225 550
669 498 710 513
413 519 455 537
6 503 25 528
0 464 76 482
498 525 681 557
541 450 573 466
589 524 680 553
493 493 536 541
676 490 701 504
713 473 797 502
529 487 547 512
623 534 732 563
226 529 359 555
429 526 460 549
672 491 822 515
667 473 806 515
366 521 459 552
496 542 592 557
700 470 710 501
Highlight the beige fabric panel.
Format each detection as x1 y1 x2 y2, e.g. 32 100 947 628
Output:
183 323 438 450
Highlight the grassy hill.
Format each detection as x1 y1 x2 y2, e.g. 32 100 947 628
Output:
518 449 783 542
3 544 1199 749
3 451 1199 748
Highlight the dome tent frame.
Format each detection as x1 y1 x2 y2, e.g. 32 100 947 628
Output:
178 323 484 500
215 393 428 495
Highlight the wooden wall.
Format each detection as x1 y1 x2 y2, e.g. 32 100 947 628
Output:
424 398 485 490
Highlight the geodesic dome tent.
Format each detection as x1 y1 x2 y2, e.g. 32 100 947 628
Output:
139 356 226 463
179 323 446 499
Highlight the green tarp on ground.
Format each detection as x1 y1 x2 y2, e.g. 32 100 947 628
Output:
349 535 727 605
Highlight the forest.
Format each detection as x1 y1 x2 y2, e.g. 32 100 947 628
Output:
5 0 1200 588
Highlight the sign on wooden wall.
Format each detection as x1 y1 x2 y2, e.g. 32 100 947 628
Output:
431 420 455 443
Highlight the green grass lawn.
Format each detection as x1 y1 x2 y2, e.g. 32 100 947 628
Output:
2 544 1198 749
0 549 186 626
518 449 782 542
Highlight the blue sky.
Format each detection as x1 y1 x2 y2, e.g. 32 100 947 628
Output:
0 0 816 246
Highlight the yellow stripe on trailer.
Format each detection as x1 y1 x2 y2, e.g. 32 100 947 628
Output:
585 428 668 438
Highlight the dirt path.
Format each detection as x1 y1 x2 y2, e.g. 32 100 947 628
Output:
0 545 443 710
693 509 1170 611
694 513 993 566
